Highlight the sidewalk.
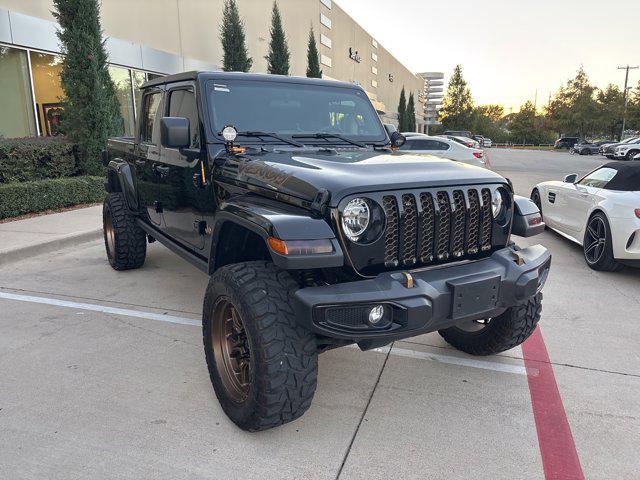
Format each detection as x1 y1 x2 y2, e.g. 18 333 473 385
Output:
0 206 102 265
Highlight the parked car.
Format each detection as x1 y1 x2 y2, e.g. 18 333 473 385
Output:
103 71 550 431
483 137 493 148
614 139 640 160
571 140 615 155
400 133 486 167
443 130 473 139
440 135 481 149
531 161 640 271
473 135 485 147
554 137 579 149
600 137 639 159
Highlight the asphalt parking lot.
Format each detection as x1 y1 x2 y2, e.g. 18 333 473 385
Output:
1 149 639 480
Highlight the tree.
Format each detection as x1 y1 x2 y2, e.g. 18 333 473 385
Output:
406 92 416 132
596 84 624 139
546 67 598 138
508 101 554 144
440 65 474 131
52 0 122 175
220 0 252 72
397 87 407 131
471 104 509 142
306 26 322 78
627 80 640 131
265 1 290 75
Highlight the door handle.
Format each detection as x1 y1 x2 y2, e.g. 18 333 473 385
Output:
154 165 170 175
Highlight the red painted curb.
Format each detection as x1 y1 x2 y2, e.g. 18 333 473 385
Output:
522 327 584 480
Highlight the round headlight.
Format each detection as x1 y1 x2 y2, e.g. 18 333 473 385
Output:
491 189 504 218
342 198 370 241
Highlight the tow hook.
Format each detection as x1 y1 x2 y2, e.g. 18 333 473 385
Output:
513 251 525 266
391 271 414 288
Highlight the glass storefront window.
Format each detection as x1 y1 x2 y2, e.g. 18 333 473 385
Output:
29 51 65 136
0 47 37 138
109 65 135 137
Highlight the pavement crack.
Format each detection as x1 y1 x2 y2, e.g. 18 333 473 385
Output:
335 342 393 480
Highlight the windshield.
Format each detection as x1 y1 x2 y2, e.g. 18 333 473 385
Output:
207 79 386 144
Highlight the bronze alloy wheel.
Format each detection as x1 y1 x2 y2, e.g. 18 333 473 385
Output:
103 208 116 259
212 297 252 403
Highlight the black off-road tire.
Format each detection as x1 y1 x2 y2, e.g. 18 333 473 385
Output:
583 212 624 272
103 192 146 270
438 293 543 356
203 261 318 431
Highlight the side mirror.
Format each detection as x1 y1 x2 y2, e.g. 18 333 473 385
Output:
563 173 577 183
160 117 190 149
383 123 397 136
389 131 406 149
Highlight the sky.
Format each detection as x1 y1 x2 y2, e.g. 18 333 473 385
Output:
337 0 639 112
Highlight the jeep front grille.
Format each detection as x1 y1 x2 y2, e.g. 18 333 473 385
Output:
382 188 494 268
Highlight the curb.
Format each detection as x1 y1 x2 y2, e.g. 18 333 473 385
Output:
0 228 103 266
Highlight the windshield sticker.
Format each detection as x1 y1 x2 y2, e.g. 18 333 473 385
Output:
214 84 230 92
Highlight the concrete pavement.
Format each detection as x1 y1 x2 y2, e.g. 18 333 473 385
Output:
0 205 102 266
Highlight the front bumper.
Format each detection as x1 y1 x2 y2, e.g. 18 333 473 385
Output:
293 245 551 349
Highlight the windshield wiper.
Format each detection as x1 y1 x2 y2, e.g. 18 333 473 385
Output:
292 133 367 148
237 131 304 148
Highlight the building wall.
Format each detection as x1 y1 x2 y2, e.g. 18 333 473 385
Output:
0 0 424 130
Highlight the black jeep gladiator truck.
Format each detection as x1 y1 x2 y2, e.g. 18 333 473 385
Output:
103 71 550 431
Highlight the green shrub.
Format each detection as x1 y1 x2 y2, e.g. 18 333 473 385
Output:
0 136 78 183
0 176 104 219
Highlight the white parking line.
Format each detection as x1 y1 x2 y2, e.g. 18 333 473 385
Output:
0 290 528 375
354 345 528 376
0 291 200 326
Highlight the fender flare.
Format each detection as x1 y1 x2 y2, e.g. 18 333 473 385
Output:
512 195 545 237
208 195 344 272
106 159 139 212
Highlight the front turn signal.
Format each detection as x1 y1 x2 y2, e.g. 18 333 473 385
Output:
268 237 333 255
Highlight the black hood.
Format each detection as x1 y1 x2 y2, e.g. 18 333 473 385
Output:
213 148 506 207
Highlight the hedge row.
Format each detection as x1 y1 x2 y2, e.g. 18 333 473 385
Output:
0 136 79 183
0 176 104 220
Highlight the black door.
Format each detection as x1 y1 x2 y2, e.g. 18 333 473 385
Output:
157 83 207 251
136 88 165 227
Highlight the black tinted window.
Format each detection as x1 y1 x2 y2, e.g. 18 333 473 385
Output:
141 91 162 143
168 88 200 148
401 139 450 151
208 80 385 142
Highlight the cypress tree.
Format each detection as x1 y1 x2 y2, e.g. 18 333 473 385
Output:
265 2 290 76
398 87 407 131
52 0 123 175
220 0 253 72
407 93 416 132
306 26 322 78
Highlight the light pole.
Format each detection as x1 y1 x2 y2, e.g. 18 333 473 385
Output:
618 65 638 139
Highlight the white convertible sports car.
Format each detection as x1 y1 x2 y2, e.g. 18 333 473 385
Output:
531 161 640 271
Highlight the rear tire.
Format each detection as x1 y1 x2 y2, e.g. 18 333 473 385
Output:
530 189 545 227
103 192 146 270
627 150 639 161
203 261 318 431
439 294 542 356
583 212 624 272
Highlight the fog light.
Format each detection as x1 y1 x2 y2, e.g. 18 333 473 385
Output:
368 305 385 325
